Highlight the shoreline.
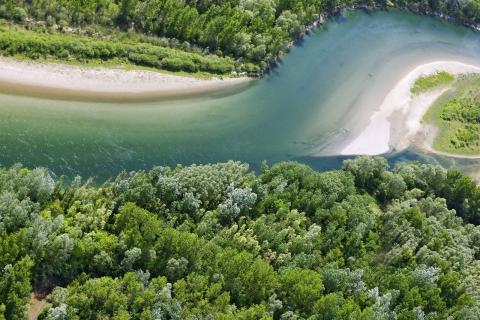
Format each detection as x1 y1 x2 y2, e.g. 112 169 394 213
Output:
0 57 252 102
0 7 476 103
339 61 480 157
415 119 480 159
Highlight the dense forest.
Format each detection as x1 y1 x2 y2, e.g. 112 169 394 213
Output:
2 0 480 75
0 157 480 319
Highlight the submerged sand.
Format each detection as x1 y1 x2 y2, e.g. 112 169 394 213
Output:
0 57 251 102
340 61 480 156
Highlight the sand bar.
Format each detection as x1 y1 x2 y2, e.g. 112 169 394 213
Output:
0 57 251 102
340 61 480 156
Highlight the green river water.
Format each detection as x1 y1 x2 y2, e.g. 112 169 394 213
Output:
2 9 480 180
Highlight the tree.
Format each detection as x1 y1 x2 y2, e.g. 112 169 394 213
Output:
277 10 303 37
0 256 33 320
0 192 36 233
279 268 324 314
0 304 5 320
119 0 139 26
114 203 162 250
0 158 478 318
343 156 388 193
313 293 362 319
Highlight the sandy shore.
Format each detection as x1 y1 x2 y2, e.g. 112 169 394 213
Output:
0 57 251 102
340 61 480 156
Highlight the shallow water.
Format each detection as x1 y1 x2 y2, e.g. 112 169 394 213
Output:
2 9 480 180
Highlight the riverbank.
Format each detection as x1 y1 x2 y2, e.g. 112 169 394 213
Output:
340 61 480 156
418 74 480 157
0 6 477 103
0 57 252 102
418 124 480 159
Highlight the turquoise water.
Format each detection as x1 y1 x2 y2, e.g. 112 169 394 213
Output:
2 9 480 180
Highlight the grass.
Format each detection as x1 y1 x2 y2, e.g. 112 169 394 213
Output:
411 71 455 95
423 74 480 155
8 55 225 80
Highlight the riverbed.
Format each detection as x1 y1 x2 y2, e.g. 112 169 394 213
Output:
2 9 480 180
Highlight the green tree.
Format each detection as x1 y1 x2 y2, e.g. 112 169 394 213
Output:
279 268 324 314
0 256 33 320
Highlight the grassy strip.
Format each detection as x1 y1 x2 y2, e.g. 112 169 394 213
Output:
423 74 480 155
411 71 455 95
0 22 257 77
9 55 227 80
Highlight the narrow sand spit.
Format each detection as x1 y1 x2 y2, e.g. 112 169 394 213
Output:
340 61 480 156
0 57 251 101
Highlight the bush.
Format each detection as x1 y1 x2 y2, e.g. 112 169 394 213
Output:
11 7 27 22
0 24 240 75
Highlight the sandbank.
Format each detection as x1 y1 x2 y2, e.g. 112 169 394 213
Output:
340 61 480 156
0 57 251 102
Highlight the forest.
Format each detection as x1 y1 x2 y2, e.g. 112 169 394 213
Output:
2 0 480 75
0 157 480 319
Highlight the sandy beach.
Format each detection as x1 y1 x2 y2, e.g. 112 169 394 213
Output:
0 57 251 102
340 61 480 156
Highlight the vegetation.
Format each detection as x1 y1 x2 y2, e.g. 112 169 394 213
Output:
0 0 324 76
0 157 480 319
2 0 480 75
0 22 244 75
424 74 480 155
411 71 455 95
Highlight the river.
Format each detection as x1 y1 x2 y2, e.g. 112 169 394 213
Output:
2 9 480 180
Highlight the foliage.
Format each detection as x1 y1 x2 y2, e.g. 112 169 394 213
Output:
425 74 480 154
0 257 33 320
0 158 479 319
2 0 480 76
411 71 455 95
0 0 323 75
0 22 239 75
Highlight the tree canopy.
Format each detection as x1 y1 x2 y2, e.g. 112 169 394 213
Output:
2 0 480 75
0 157 479 319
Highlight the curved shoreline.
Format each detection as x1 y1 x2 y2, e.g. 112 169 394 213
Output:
340 61 480 157
0 57 252 102
417 122 480 159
